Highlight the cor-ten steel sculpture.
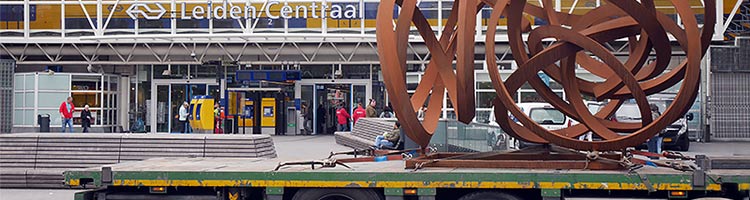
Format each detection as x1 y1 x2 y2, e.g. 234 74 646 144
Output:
376 0 714 152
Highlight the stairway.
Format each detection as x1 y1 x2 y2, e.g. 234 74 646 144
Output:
0 133 276 188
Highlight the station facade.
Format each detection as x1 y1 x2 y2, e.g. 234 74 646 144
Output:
0 0 734 134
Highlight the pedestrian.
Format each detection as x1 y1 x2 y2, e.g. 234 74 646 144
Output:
58 96 75 133
380 103 394 118
417 105 427 119
647 103 663 159
301 102 312 134
336 104 350 131
353 103 367 124
81 104 92 133
366 99 378 118
179 102 190 133
374 122 401 149
316 103 326 134
214 103 223 134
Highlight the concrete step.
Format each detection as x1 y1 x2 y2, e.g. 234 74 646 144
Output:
0 133 277 189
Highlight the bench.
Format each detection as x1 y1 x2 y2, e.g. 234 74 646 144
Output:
334 118 396 150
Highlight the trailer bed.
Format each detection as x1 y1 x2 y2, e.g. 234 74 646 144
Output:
65 157 750 200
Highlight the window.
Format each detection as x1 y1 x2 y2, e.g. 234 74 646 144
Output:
520 91 563 103
301 65 332 79
342 65 370 79
529 108 565 125
499 62 513 70
12 73 118 128
138 19 170 29
475 110 491 123
615 104 642 121
477 82 493 90
476 92 497 109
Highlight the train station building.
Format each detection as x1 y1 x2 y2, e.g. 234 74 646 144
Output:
0 0 740 137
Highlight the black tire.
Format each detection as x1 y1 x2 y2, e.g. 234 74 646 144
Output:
458 191 522 200
291 188 382 200
678 134 690 151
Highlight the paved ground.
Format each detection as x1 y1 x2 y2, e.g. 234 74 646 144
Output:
683 142 750 156
0 135 747 200
272 135 351 160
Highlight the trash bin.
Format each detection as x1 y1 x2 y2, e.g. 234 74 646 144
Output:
286 107 297 135
38 114 50 132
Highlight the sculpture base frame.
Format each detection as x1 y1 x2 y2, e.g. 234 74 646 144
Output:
406 146 627 170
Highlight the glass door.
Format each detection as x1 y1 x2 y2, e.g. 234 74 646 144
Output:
351 84 367 127
301 85 313 134
313 84 327 134
151 79 217 133
170 84 187 133
169 84 208 133
311 84 352 134
156 85 169 132
298 79 371 135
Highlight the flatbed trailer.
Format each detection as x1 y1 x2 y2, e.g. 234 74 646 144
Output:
64 157 750 200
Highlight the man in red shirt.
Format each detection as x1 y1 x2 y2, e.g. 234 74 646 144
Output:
352 103 367 125
336 104 350 131
58 97 75 133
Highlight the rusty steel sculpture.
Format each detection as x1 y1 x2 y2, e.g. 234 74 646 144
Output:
376 0 715 154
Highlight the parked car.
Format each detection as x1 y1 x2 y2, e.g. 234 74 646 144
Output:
614 101 690 151
488 103 573 149
576 101 611 141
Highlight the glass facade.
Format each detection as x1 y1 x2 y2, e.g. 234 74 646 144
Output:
7 59 696 133
12 72 119 128
129 65 152 132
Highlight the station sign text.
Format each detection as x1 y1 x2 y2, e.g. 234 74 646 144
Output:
126 1 360 20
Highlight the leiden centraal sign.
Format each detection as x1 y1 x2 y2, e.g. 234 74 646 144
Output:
126 1 360 20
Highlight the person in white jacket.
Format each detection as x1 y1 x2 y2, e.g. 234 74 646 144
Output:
178 102 190 133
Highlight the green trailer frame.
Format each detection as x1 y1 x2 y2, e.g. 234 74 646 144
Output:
64 157 750 200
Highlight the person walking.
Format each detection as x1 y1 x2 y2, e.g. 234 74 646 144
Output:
58 97 75 133
647 103 663 159
353 103 367 124
80 105 92 133
178 102 190 133
366 99 378 118
336 104 351 131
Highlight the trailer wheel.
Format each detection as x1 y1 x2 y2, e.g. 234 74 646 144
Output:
291 188 382 200
458 191 521 200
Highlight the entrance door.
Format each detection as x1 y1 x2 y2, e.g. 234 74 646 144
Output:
315 84 351 134
169 84 207 133
151 79 217 133
297 79 370 135
156 85 169 132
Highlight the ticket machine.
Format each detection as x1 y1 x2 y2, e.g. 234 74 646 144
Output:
188 96 215 133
